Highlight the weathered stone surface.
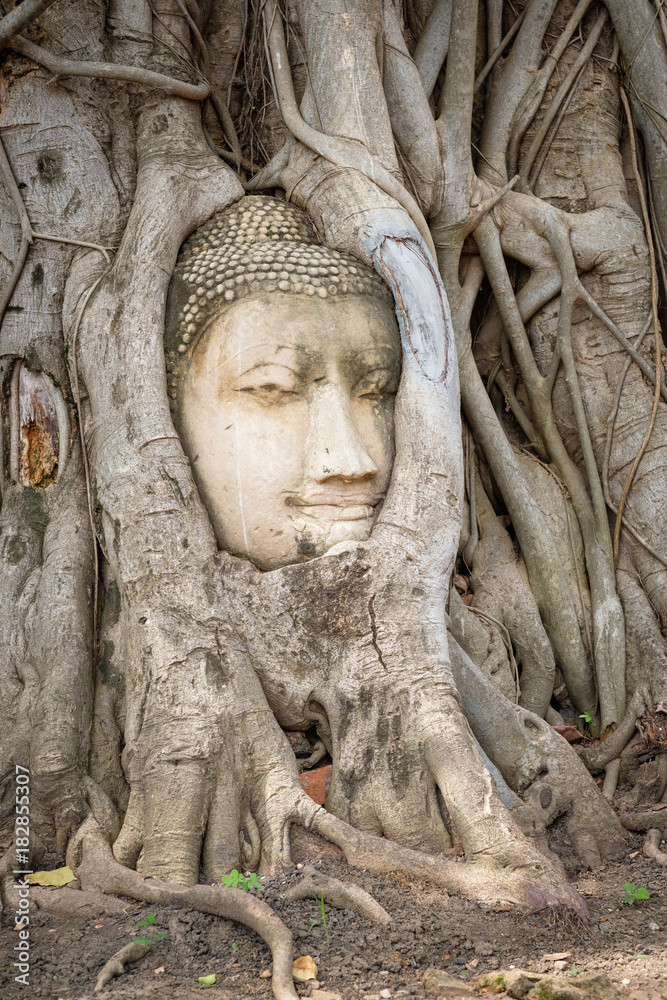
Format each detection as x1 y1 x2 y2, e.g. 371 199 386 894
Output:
527 983 590 1000
476 970 620 1000
574 974 621 998
476 969 542 996
423 967 475 996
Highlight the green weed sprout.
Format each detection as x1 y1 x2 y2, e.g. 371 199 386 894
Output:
220 869 262 891
133 913 166 946
307 893 329 940
623 882 650 905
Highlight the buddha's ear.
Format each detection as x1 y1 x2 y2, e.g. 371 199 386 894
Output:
6 360 71 490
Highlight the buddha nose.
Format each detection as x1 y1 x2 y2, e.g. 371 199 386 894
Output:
304 383 378 483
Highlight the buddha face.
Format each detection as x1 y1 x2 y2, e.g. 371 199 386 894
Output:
176 291 401 570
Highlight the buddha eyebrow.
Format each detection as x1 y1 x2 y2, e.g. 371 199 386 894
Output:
213 346 299 372
235 360 299 376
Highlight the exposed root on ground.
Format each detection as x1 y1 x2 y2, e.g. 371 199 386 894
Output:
309 810 588 918
70 818 300 1000
95 939 153 992
577 689 648 774
642 829 667 866
284 865 391 925
619 804 667 832
67 786 588 996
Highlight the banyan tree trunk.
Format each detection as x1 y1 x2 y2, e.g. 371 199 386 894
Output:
2 1 667 978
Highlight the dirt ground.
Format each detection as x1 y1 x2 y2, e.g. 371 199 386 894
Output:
1 827 666 1000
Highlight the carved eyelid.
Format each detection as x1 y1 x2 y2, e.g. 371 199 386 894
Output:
236 363 298 389
354 367 398 393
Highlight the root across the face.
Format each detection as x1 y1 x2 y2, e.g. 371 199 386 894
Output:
284 864 392 925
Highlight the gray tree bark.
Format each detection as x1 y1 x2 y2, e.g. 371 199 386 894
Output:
2 2 667 980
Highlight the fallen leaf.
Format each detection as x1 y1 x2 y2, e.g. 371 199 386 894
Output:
551 725 583 743
198 973 216 985
543 951 572 962
292 955 318 982
27 866 77 887
258 969 271 979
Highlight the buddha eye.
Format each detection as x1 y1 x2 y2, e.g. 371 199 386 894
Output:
238 381 298 401
236 365 299 400
357 368 399 399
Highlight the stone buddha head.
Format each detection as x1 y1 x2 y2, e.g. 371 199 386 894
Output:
165 196 401 570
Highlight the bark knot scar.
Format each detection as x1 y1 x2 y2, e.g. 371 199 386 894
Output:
368 594 388 671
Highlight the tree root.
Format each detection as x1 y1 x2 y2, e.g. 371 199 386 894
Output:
642 829 667 865
10 35 210 101
308 810 588 918
4 882 129 920
259 0 435 255
602 760 621 802
619 804 667 832
614 86 663 568
577 688 648 774
95 939 153 992
70 818 300 1000
0 0 57 49
284 865 391 925
69 789 588 1000
298 740 328 773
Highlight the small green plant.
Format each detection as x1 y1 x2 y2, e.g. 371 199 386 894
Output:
220 869 262 891
569 968 579 975
579 713 592 725
231 942 238 955
198 973 216 986
307 893 329 940
623 882 650 905
133 913 166 947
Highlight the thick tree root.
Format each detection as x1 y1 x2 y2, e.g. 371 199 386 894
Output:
619 804 667 832
309 809 588 918
3 883 129 919
576 688 647 774
642 829 667 865
70 819 300 1000
602 760 621 802
95 939 153 992
284 865 391 925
